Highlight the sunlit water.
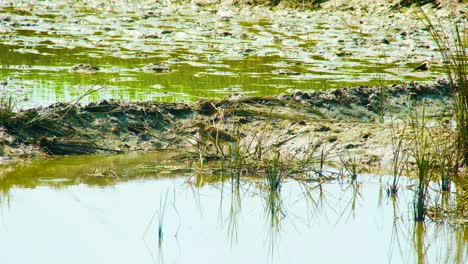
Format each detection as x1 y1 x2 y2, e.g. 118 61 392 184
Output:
0 153 465 264
0 0 447 108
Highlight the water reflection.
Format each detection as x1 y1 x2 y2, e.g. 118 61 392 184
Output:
0 155 466 264
0 1 446 108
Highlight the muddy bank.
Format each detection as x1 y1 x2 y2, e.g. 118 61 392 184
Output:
0 81 453 167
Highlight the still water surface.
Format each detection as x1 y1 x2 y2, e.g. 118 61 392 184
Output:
0 1 446 108
0 153 465 264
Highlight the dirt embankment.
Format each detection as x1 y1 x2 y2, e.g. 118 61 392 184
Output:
0 81 452 167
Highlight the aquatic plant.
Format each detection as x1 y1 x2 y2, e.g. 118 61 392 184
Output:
453 176 468 221
417 5 467 168
226 122 244 185
265 147 283 192
0 94 14 123
337 150 361 182
409 105 433 222
388 121 409 194
0 86 26 125
295 136 333 177
433 130 458 192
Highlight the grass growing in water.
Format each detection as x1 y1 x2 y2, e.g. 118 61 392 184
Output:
0 94 15 124
337 150 361 183
0 87 28 125
409 104 433 221
388 121 410 194
417 5 467 167
416 2 468 222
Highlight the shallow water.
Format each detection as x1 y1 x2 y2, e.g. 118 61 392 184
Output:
0 153 466 264
0 0 447 108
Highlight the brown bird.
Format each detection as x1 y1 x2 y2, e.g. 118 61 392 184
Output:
191 122 238 157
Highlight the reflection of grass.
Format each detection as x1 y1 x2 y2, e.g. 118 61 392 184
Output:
264 180 284 259
413 222 427 264
157 191 170 247
143 190 170 251
227 182 242 245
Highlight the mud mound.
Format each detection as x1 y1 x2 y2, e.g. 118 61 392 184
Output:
0 81 454 161
1 100 193 155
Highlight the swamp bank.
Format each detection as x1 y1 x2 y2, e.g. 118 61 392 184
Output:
0 80 455 167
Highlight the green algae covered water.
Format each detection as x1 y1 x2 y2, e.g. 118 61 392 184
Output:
0 153 466 264
0 0 448 108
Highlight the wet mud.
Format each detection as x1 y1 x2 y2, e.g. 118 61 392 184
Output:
0 80 453 168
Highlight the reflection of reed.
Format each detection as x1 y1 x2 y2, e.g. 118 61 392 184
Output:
227 180 242 245
387 184 467 264
388 194 408 264
336 181 362 221
264 187 284 258
413 223 427 264
297 180 328 222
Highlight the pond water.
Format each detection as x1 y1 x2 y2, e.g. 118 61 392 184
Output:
0 0 446 108
0 153 466 264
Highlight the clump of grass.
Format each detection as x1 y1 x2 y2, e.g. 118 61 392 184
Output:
0 94 15 121
265 146 283 192
294 136 332 178
337 150 361 182
409 105 433 222
417 6 467 167
414 2 467 223
0 86 21 125
433 128 458 192
454 179 468 219
226 122 244 185
388 121 409 195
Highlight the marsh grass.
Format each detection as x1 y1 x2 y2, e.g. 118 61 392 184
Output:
409 105 434 222
388 121 410 194
417 5 467 167
433 129 458 192
337 150 361 182
0 94 15 123
415 4 467 222
265 147 284 192
453 177 468 220
0 86 28 125
405 103 467 222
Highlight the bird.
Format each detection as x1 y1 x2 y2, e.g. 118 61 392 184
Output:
191 122 238 157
